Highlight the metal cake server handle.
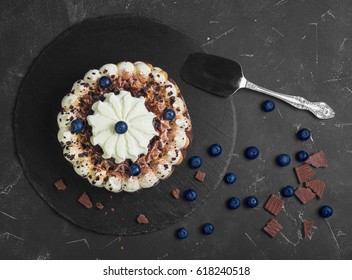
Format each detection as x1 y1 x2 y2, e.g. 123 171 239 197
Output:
244 80 335 119
181 52 335 120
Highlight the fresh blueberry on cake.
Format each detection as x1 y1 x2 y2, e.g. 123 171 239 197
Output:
57 61 192 193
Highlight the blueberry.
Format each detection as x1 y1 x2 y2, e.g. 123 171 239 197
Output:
163 109 176 121
99 76 112 88
224 173 236 184
202 223 215 235
176 228 188 239
277 153 291 166
184 189 197 201
246 196 258 208
296 150 309 162
208 144 222 157
262 100 275 112
281 186 295 197
244 146 259 160
128 164 141 176
297 128 311 141
319 205 333 218
71 119 84 133
115 121 128 134
227 197 241 209
189 156 202 168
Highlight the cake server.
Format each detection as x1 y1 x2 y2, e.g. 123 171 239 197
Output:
181 52 335 119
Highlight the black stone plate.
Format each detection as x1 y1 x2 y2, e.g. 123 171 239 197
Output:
15 15 237 235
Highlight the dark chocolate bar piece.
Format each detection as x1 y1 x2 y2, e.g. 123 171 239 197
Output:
305 150 328 168
305 179 325 198
264 194 284 216
78 192 93 208
263 218 283 238
295 187 316 204
54 179 66 190
195 170 206 182
303 220 314 238
294 164 316 184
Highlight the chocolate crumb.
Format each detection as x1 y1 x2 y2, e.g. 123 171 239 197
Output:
305 150 328 168
171 188 180 199
95 202 104 209
264 194 284 216
137 214 149 224
78 192 93 208
54 179 66 190
194 170 206 182
294 164 316 184
295 187 316 204
303 220 314 238
263 218 283 238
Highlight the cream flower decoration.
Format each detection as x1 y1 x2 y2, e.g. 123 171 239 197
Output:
87 91 158 163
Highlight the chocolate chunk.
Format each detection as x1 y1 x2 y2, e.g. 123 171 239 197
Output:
78 192 93 208
171 188 180 199
194 170 206 182
263 218 283 238
305 150 328 168
137 214 149 224
264 194 284 216
95 202 104 209
294 164 316 184
305 179 325 198
303 220 314 238
54 179 66 190
295 187 316 204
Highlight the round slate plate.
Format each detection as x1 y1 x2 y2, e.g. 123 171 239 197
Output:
15 15 237 235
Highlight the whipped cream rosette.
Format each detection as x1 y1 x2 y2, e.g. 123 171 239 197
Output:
57 61 192 193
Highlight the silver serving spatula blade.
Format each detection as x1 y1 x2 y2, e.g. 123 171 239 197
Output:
181 52 335 119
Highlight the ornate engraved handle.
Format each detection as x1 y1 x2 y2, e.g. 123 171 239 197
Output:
245 80 335 119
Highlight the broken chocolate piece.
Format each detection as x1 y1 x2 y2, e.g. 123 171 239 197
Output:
303 220 314 238
137 214 149 224
295 187 316 204
263 218 283 238
305 179 325 198
305 150 328 168
264 194 284 216
78 192 93 208
171 188 180 199
294 164 316 184
194 170 206 182
54 179 66 190
95 202 104 209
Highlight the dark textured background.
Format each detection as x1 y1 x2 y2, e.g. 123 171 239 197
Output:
1 0 351 259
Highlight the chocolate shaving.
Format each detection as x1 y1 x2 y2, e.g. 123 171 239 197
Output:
171 188 180 199
263 218 283 238
78 192 93 208
194 170 206 182
295 187 316 204
95 202 104 209
305 179 325 198
303 220 314 238
294 164 316 184
54 179 66 190
137 214 149 224
264 195 284 216
305 150 328 168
